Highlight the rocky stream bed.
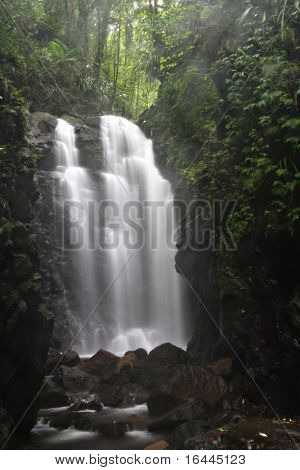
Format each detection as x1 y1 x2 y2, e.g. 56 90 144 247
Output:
17 343 300 450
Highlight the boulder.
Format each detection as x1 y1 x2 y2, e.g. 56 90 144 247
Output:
53 365 98 393
38 378 69 408
184 429 248 450
77 349 118 380
145 440 170 450
148 343 189 365
101 422 129 438
49 412 75 430
208 358 232 377
50 410 130 437
125 348 148 360
96 384 123 407
115 353 138 373
135 348 148 360
124 387 151 406
184 432 220 450
130 359 177 391
45 350 80 374
168 365 228 406
84 116 102 129
112 369 131 386
68 399 103 412
169 420 211 449
73 413 129 437
148 400 205 431
31 112 57 136
146 392 179 416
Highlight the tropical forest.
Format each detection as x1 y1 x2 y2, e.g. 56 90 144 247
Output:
0 0 300 452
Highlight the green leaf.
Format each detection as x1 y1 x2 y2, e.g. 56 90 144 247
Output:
237 7 253 26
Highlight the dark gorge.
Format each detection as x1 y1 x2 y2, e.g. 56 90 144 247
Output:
0 0 300 452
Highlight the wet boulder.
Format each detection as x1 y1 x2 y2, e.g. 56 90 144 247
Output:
148 343 189 365
30 112 57 148
145 440 170 450
146 392 179 416
168 365 228 406
131 359 178 391
68 399 103 412
101 422 129 438
77 349 119 382
125 348 148 360
169 420 211 449
95 384 123 407
132 344 191 391
124 387 151 406
115 352 138 374
148 400 206 431
38 378 69 408
74 414 129 437
45 350 80 375
208 358 233 377
53 365 98 393
49 412 75 430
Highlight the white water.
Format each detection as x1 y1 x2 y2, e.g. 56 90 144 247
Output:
100 116 187 354
53 116 188 355
53 119 99 353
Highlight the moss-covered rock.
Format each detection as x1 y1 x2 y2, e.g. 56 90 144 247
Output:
0 79 53 445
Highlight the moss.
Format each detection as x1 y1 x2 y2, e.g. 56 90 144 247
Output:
38 303 54 321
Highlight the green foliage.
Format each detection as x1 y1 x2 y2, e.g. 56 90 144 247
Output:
0 79 47 335
0 0 161 116
143 0 300 252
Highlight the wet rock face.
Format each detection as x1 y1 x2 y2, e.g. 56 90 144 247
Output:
32 111 108 351
146 392 179 416
168 365 228 407
130 343 193 391
38 378 69 408
45 350 80 375
53 365 99 393
0 98 54 447
48 410 131 437
40 343 300 450
169 420 211 449
96 384 124 407
209 358 233 377
30 112 101 171
176 221 300 415
145 440 170 450
29 112 57 151
68 399 103 412
148 401 206 432
148 343 190 365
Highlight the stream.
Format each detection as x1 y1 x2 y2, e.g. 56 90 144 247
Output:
29 405 165 450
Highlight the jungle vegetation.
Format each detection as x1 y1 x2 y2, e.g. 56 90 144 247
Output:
0 0 300 313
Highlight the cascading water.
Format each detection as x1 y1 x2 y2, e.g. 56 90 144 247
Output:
52 116 188 356
53 119 100 354
100 116 187 354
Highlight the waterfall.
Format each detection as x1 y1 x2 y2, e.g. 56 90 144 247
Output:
53 116 188 356
100 116 187 354
53 119 99 354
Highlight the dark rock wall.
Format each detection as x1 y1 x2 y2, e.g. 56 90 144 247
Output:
0 84 53 447
141 124 300 416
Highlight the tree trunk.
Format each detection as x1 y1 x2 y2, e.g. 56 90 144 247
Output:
77 0 92 57
94 0 114 79
111 20 121 107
